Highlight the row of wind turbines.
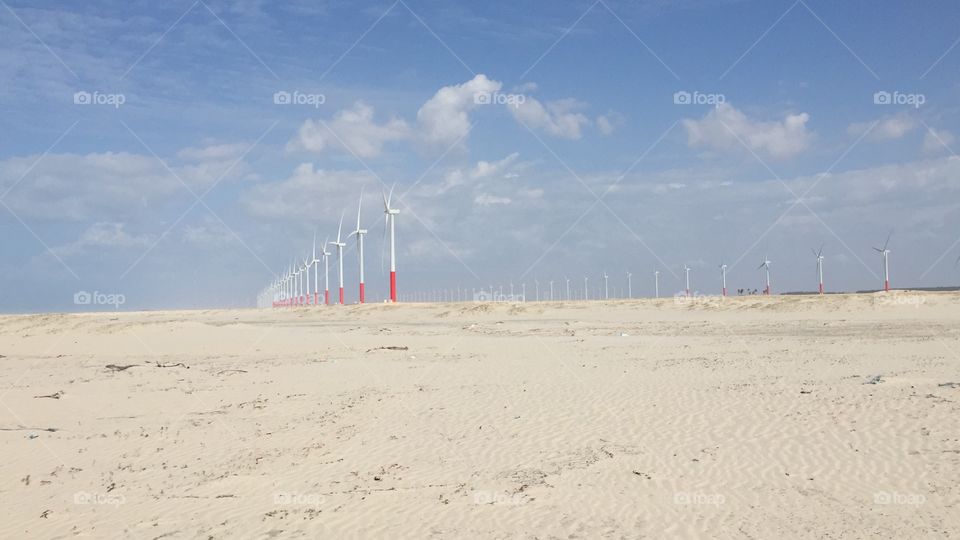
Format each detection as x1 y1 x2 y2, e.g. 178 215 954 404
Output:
257 188 400 308
258 211 899 307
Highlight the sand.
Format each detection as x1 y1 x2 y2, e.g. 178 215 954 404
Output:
1 291 958 539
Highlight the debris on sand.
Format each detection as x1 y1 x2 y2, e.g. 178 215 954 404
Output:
105 364 138 372
0 426 59 432
155 361 189 369
938 382 960 388
34 391 64 399
217 369 247 375
863 375 883 385
365 346 409 352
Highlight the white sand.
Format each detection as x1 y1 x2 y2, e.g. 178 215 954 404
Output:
1 291 958 538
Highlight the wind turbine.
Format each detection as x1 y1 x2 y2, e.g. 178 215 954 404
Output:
627 271 632 298
349 191 368 304
813 245 824 294
333 213 347 304
383 185 400 302
719 262 728 297
565 276 571 301
549 280 554 301
603 272 609 300
684 265 691 297
534 279 540 302
758 256 772 295
654 269 660 298
322 237 331 305
873 232 892 292
584 276 589 300
302 254 311 305
311 233 320 305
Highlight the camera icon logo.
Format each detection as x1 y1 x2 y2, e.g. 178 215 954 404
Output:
673 91 692 105
74 291 92 305
273 91 291 105
73 91 92 105
873 91 891 105
474 92 492 105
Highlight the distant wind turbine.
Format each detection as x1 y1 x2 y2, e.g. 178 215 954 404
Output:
322 237 331 305
758 256 772 295
654 269 660 298
333 213 347 304
627 271 632 298
813 245 824 295
684 265 691 297
719 262 728 297
873 232 892 292
382 185 399 302
349 190 368 304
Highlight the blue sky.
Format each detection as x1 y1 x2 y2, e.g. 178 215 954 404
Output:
1 0 959 311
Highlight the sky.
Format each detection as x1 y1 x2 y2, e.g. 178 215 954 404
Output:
1 0 959 312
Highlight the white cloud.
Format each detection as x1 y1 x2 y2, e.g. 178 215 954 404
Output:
242 163 377 220
847 112 918 141
682 103 812 160
596 111 624 136
288 102 411 158
0 150 247 220
177 142 248 162
922 128 955 155
435 153 520 195
52 222 151 258
474 193 512 206
416 74 501 150
509 97 591 139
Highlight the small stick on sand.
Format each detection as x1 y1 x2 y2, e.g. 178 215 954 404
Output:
155 361 189 369
34 391 64 399
105 364 138 372
365 346 409 352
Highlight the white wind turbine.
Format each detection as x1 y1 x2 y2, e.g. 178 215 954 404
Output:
684 265 691 297
654 269 660 298
349 190 368 304
382 185 400 302
311 233 320 305
603 272 609 300
584 276 589 300
719 261 728 297
302 253 310 305
813 245 824 295
322 237 332 305
549 280 554 301
627 271 632 298
873 232 892 292
565 276 571 301
758 256 772 295
333 213 347 305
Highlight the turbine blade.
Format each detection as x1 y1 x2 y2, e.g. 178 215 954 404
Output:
883 230 892 251
337 212 344 242
818 244 824 257
387 183 395 207
356 188 363 231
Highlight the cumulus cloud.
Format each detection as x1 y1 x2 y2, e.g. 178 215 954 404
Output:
242 163 377 219
288 102 411 158
416 74 501 150
177 142 248 162
509 97 591 139
847 112 918 141
474 193 511 206
430 153 520 196
682 103 812 160
595 111 624 136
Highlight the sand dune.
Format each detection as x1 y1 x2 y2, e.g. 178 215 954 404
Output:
1 292 958 538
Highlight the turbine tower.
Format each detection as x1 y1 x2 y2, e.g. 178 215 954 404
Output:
333 213 347 304
603 272 609 300
758 256 772 295
584 276 589 300
383 186 400 302
654 269 660 299
873 232 892 292
349 190 368 303
302 255 310 305
322 237 331 305
565 276 571 301
311 233 320 305
813 245 824 295
719 262 728 297
684 265 691 297
627 271 632 298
